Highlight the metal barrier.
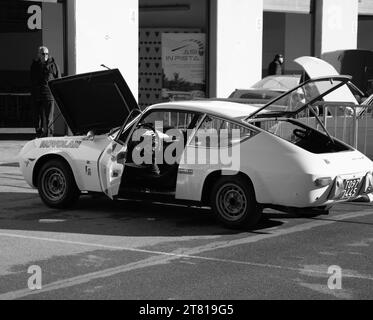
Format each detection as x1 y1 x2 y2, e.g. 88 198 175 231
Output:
297 95 373 159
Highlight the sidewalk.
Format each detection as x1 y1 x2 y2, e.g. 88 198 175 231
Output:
0 141 28 166
0 128 35 141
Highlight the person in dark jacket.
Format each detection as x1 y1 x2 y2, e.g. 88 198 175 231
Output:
30 46 60 137
268 54 284 76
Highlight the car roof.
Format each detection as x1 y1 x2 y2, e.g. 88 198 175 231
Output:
264 74 301 79
148 100 259 119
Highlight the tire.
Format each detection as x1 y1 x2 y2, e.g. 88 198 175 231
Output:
210 176 262 229
37 159 80 208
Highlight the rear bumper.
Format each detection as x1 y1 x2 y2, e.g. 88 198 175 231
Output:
327 172 373 201
258 169 373 208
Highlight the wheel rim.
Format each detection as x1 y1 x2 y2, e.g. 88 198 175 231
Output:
41 167 67 202
216 183 248 222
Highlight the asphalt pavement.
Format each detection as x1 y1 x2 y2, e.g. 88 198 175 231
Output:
0 140 372 300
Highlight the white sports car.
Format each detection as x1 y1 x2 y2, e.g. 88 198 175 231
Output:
19 69 373 228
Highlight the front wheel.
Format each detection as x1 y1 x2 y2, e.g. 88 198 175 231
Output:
37 159 80 208
210 176 262 229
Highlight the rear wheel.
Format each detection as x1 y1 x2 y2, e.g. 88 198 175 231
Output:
37 159 80 208
210 176 262 229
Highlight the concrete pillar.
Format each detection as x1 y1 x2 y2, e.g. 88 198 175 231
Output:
209 0 263 97
68 0 139 99
314 0 358 57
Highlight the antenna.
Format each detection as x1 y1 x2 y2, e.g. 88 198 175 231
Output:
100 64 111 70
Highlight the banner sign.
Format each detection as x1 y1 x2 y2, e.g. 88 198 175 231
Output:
162 33 206 101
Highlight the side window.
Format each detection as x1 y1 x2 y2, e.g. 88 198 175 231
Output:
139 110 197 130
190 116 257 148
116 111 142 144
125 110 202 145
117 119 138 144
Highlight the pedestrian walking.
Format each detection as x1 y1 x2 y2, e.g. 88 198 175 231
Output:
30 46 61 138
268 54 284 76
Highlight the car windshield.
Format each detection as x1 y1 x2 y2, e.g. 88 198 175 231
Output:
251 75 301 91
246 76 351 119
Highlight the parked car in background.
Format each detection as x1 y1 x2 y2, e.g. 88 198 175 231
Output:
229 74 301 101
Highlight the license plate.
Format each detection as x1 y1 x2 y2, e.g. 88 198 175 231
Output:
342 178 361 199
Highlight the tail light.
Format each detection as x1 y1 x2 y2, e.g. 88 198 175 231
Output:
314 177 333 187
359 172 373 195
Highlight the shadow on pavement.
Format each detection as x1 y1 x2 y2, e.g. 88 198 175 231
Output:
0 192 284 237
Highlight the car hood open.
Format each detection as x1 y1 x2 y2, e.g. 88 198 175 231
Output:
48 69 139 135
294 56 358 104
246 75 353 120
244 55 361 120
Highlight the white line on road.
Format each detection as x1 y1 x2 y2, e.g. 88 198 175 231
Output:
0 209 373 299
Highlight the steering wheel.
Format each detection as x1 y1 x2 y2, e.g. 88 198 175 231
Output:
132 123 161 162
293 128 310 139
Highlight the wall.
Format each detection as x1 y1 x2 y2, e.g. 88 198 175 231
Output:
262 12 285 76
139 0 207 29
0 32 41 72
42 2 64 74
263 0 311 13
284 13 312 73
358 16 373 51
314 0 358 56
262 12 312 76
73 0 139 98
0 1 64 90
211 0 263 96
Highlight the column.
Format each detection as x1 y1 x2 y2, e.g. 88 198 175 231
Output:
68 0 139 99
314 0 358 56
209 0 263 97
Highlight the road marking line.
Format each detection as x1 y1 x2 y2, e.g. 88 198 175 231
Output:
0 208 372 255
1 243 373 300
0 209 373 299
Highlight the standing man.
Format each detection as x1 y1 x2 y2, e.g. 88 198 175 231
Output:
268 54 284 76
30 46 60 138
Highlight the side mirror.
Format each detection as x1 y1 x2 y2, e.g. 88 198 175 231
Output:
84 130 95 141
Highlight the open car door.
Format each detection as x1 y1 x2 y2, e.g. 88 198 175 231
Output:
98 110 141 199
49 68 143 198
98 140 128 199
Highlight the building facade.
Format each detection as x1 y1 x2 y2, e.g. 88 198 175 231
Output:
1 0 373 130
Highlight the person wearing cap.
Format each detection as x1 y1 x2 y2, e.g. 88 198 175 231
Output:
268 54 284 76
30 46 61 138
